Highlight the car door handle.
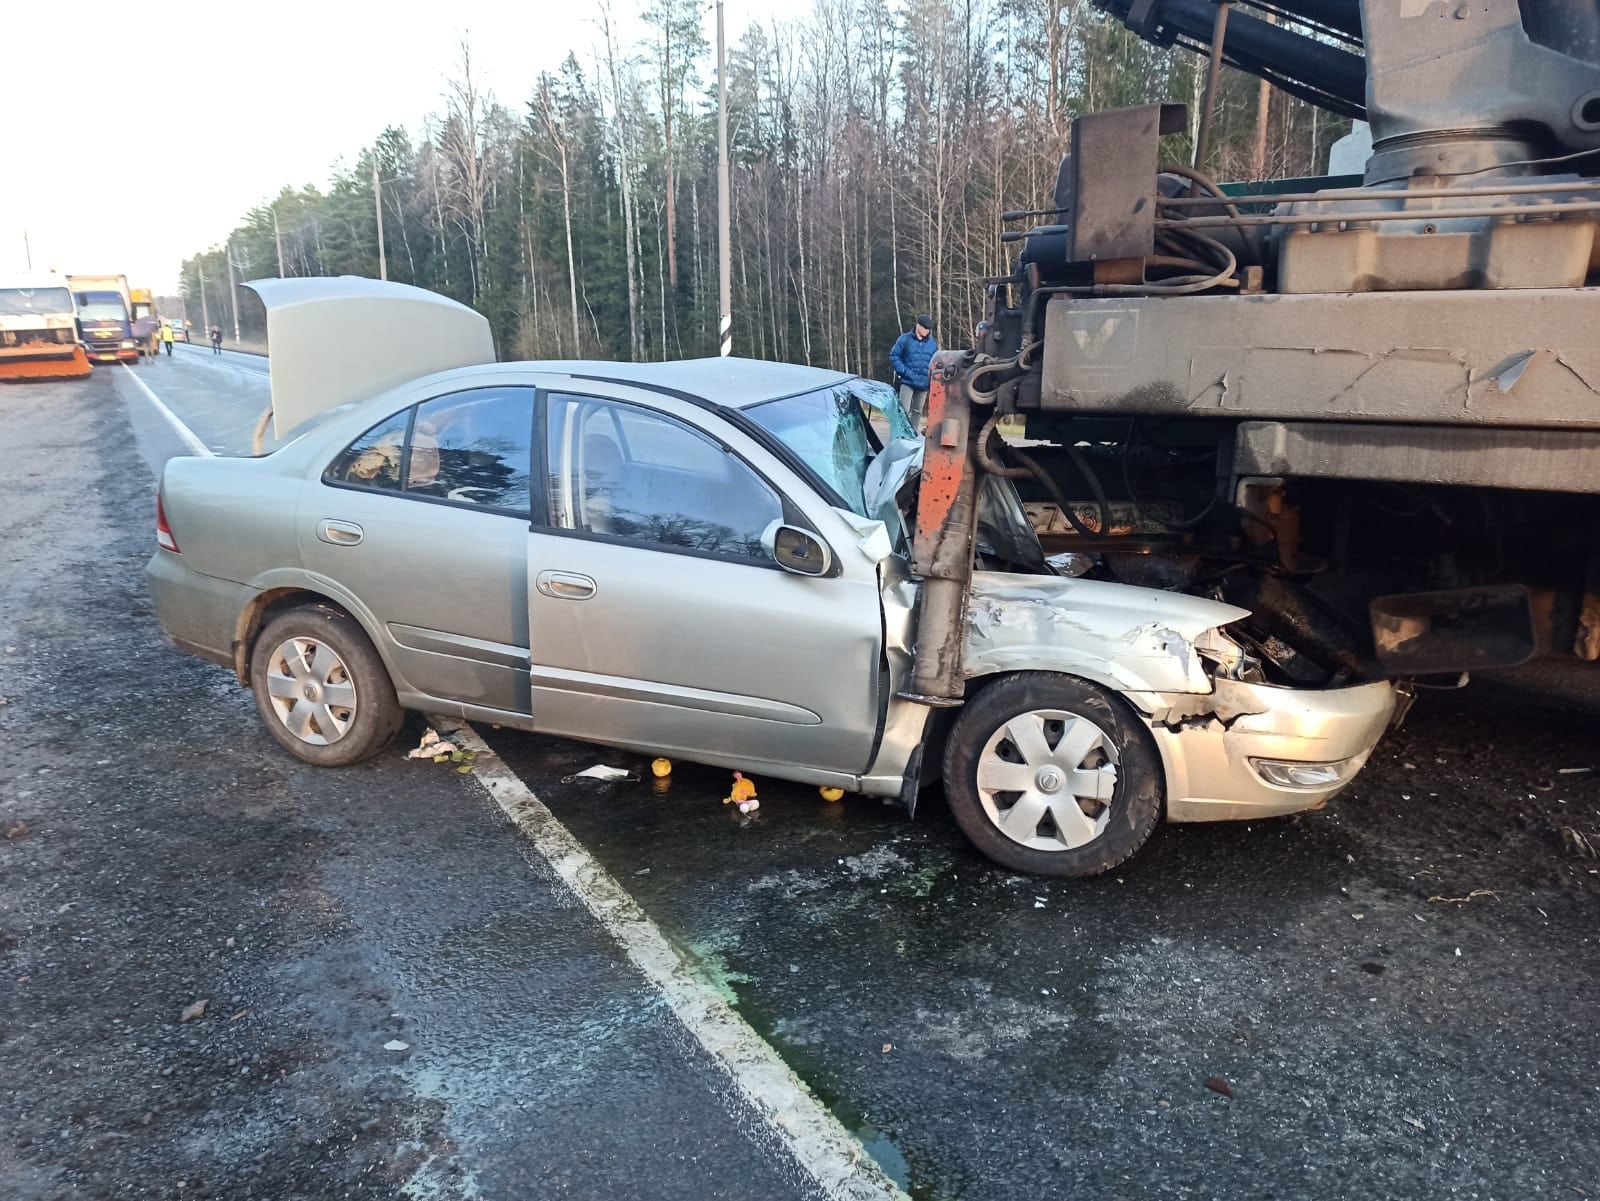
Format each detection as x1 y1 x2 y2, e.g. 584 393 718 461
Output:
536 570 597 601
316 519 365 546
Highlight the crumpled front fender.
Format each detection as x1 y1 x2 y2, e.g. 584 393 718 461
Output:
962 571 1249 695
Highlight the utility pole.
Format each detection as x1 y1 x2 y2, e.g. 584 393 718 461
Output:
273 208 286 277
23 231 32 271
197 262 210 335
373 159 388 281
227 240 241 342
716 0 731 357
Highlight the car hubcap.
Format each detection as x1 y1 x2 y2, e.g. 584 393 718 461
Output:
976 709 1118 851
264 637 357 745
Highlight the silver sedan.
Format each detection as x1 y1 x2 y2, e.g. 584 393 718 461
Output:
147 278 1397 877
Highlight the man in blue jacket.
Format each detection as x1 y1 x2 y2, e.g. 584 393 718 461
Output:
890 313 938 427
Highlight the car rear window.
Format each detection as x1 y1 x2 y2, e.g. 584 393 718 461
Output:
404 389 533 512
325 412 409 489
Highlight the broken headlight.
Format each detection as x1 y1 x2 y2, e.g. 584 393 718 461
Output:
1193 627 1267 684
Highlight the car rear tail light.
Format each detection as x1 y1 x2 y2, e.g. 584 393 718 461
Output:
156 492 180 553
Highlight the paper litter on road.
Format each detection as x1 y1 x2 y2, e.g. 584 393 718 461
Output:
407 728 460 760
564 764 635 783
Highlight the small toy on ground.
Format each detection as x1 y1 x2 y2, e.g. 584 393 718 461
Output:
651 758 673 778
724 771 759 814
819 786 845 802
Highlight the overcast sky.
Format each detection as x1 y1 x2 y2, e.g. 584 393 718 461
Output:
4 0 806 294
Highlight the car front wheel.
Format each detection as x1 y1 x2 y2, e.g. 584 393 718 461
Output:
943 673 1163 877
249 605 403 766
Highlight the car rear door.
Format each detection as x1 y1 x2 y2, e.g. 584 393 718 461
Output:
526 386 888 778
299 383 535 716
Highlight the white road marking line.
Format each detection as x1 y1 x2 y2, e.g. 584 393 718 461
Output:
438 718 911 1201
120 365 214 457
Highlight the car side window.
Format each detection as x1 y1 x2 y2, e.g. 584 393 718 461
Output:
326 412 410 491
404 388 534 514
545 394 783 563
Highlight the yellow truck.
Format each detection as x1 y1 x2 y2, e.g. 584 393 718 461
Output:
130 288 161 358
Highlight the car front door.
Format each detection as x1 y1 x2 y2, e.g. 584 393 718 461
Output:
526 388 887 779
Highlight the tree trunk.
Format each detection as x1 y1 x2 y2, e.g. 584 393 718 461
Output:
559 142 581 355
602 9 643 360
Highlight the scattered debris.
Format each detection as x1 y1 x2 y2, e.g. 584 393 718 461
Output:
1358 962 1387 976
1561 827 1596 859
1427 889 1499 905
5 821 30 842
724 771 759 814
819 786 845 802
651 758 673 778
406 728 460 760
882 1043 893 1054
229 1010 249 1022
1557 767 1592 775
383 1040 410 1052
1204 1076 1233 1098
225 937 235 949
179 1000 208 1023
564 764 635 783
1402 1115 1426 1131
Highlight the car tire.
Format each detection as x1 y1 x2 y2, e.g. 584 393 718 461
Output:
249 605 403 767
943 672 1163 878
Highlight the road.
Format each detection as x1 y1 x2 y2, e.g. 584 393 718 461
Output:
2 348 1598 1200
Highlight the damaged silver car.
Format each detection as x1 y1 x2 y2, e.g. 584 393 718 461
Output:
148 278 1398 877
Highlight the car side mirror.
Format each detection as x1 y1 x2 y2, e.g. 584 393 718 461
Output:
761 520 833 577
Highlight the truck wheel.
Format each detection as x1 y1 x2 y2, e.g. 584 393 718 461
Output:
943 673 1162 877
249 605 403 767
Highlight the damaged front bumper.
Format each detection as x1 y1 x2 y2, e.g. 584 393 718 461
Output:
1135 677 1398 822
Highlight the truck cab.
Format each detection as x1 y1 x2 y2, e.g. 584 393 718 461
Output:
0 279 91 380
68 274 139 364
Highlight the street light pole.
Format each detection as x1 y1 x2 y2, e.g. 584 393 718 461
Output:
197 262 210 335
23 231 31 272
227 240 241 342
716 0 732 357
373 159 388 281
273 208 286 277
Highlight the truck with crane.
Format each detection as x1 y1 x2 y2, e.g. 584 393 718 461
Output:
906 0 1600 709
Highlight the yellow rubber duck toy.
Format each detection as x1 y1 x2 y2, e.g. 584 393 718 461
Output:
724 771 759 814
819 786 845 802
651 758 673 778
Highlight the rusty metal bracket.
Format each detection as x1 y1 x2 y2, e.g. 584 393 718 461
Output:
904 352 981 705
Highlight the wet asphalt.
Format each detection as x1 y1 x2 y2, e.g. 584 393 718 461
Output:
2 354 1599 1199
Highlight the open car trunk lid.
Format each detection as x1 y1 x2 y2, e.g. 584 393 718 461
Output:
246 277 496 438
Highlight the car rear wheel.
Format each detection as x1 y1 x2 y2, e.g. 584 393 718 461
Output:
249 606 403 767
943 673 1162 877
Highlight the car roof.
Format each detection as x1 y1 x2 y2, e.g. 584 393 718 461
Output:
518 357 857 410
